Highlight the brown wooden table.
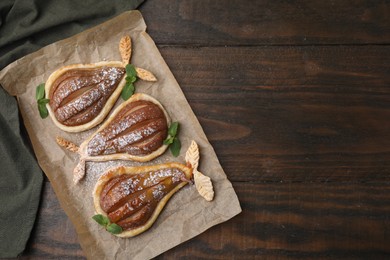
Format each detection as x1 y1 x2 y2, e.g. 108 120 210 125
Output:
18 0 390 258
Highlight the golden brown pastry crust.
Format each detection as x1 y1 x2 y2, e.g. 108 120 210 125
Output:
93 163 192 237
45 61 126 132
78 92 171 163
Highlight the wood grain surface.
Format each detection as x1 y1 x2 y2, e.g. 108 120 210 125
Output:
19 0 390 259
140 0 390 45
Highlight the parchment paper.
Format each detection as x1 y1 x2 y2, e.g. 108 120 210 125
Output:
0 11 241 259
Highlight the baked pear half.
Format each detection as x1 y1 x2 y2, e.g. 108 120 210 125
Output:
45 61 127 132
93 163 193 237
91 140 214 237
57 93 171 183
44 35 156 132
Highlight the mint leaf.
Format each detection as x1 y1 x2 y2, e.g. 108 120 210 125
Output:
107 223 123 234
37 102 49 119
38 104 48 118
38 98 50 105
163 136 174 145
126 75 137 83
36 83 45 100
92 214 122 235
122 64 137 101
36 84 50 119
37 98 50 118
170 137 181 157
164 122 181 156
121 82 135 101
125 64 137 78
92 214 110 227
168 122 179 137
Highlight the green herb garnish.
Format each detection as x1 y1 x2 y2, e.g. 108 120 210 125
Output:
164 122 181 157
121 64 138 100
92 214 109 226
35 83 49 118
106 223 123 234
170 137 181 157
121 82 135 100
125 63 137 77
92 214 123 235
36 83 45 100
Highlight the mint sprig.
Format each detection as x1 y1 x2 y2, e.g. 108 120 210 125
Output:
107 223 123 234
121 64 137 100
36 83 45 100
164 122 181 157
36 83 49 119
92 214 123 235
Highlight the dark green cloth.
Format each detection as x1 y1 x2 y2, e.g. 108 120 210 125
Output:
0 0 144 257
0 87 43 258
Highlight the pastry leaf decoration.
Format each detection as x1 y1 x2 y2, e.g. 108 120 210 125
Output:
135 67 157 82
185 140 199 170
119 35 132 65
36 83 49 119
164 122 181 157
119 35 156 100
92 214 123 235
121 64 137 100
185 140 215 201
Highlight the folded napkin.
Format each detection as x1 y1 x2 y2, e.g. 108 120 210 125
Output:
0 0 144 257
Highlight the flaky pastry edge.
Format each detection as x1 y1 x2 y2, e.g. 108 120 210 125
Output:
77 92 171 163
45 61 126 133
92 163 192 237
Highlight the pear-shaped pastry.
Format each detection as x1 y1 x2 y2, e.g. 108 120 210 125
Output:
57 93 170 183
91 140 214 237
93 163 193 237
45 35 156 132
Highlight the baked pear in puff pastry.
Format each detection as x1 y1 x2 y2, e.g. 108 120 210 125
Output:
92 140 214 237
45 35 156 132
93 163 192 237
57 93 170 183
